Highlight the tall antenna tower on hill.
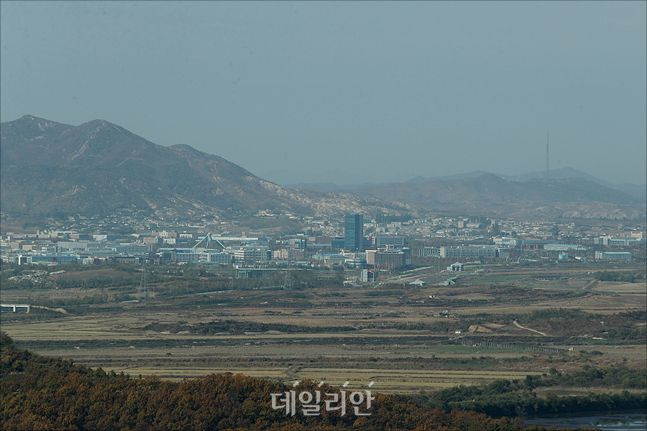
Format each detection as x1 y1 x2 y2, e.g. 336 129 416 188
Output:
545 131 550 179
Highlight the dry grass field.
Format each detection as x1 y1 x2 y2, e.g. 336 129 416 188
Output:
2 262 645 393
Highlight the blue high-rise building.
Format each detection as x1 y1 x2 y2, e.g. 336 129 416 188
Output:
344 214 364 251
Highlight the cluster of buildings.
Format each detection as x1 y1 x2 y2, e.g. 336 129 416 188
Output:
2 213 644 278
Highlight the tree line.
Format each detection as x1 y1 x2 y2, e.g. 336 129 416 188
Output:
1 333 529 431
414 365 646 418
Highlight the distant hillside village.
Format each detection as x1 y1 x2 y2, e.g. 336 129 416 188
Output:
2 212 643 285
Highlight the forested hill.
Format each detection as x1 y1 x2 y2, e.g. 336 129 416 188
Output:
0 333 523 431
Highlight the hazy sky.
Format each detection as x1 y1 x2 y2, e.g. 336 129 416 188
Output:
1 1 645 185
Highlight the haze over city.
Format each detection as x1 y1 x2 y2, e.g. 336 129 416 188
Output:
1 1 645 185
2 2 647 430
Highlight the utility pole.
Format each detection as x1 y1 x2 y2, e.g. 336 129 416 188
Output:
138 259 147 300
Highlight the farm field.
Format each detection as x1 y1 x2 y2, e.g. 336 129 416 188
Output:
1 261 645 394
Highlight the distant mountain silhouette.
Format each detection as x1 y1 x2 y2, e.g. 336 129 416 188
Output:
1 115 643 220
0 115 317 217
291 171 643 219
362 173 636 204
505 167 608 183
352 173 643 218
505 167 645 202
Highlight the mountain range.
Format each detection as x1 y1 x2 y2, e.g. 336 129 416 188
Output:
1 115 644 221
290 169 645 219
352 173 644 219
1 116 303 217
293 167 646 203
1 115 401 220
